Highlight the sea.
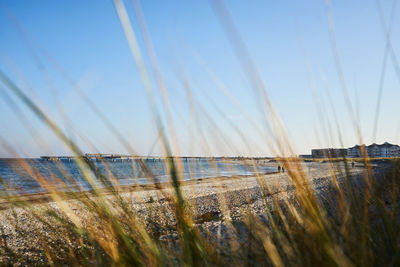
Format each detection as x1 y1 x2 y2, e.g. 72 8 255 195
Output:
0 158 276 195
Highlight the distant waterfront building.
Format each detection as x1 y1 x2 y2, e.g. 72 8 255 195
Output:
347 142 400 158
311 148 347 158
299 154 313 159
305 142 400 159
347 145 362 158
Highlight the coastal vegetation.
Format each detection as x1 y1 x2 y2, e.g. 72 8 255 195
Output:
1 0 400 266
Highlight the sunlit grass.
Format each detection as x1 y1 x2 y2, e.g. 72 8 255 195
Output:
1 0 400 266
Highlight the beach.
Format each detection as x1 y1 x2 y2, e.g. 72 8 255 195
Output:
0 161 385 264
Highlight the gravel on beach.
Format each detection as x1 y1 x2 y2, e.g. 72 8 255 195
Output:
0 162 382 264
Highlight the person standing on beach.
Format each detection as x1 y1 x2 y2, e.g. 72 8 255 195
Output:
278 165 281 172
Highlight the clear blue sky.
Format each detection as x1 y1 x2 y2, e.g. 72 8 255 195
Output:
1 0 399 157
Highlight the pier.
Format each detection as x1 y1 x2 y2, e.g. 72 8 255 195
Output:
40 154 273 163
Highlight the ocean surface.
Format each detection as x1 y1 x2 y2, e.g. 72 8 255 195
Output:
0 158 276 195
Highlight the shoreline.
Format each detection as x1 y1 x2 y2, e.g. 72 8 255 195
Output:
0 158 391 207
0 172 279 208
0 162 386 264
1 159 380 208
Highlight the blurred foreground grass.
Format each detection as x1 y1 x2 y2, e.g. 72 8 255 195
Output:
1 0 400 265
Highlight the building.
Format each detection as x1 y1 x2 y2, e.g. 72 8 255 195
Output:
347 145 362 158
302 142 400 159
346 142 400 158
311 148 347 158
299 154 313 159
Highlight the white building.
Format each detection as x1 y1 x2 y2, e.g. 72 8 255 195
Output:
346 142 400 158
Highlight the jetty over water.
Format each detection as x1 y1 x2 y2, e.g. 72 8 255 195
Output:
40 154 273 163
40 154 163 161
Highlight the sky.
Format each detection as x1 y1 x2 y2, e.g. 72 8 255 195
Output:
0 0 400 157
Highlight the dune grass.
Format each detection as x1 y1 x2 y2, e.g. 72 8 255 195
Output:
1 0 400 266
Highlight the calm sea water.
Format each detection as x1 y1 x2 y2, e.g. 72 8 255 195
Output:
0 158 276 195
